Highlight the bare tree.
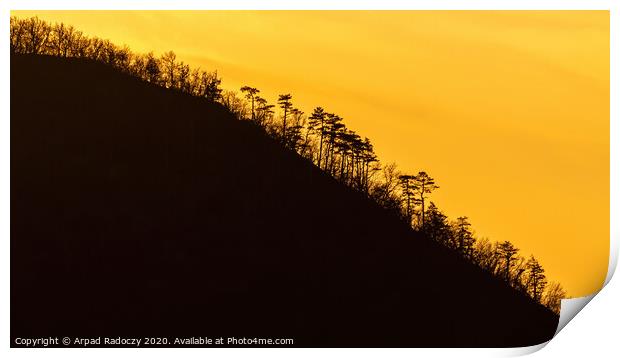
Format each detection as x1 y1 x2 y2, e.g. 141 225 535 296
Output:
472 238 500 272
86 37 106 61
10 17 25 54
70 29 90 58
177 62 191 92
220 90 247 120
129 53 147 79
144 52 160 84
160 51 177 89
22 17 51 55
542 282 566 314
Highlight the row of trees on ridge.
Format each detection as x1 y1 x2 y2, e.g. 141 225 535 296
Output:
10 16 567 314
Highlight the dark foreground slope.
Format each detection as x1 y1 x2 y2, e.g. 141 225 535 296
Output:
11 55 558 347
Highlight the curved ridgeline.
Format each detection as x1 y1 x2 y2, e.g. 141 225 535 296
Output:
11 16 562 347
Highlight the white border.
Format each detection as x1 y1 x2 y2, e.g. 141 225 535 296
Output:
0 1 613 10
1 1 616 357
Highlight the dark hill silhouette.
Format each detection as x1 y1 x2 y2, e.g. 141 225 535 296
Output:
11 55 558 347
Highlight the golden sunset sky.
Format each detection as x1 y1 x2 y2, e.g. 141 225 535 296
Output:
12 10 609 297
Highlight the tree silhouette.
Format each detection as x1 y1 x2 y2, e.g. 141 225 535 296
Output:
308 107 327 169
453 216 475 258
240 86 260 121
423 202 451 245
49 23 73 57
411 172 439 228
278 94 293 143
371 163 401 214
472 238 501 273
497 241 519 282
525 256 547 302
542 282 566 314
323 113 344 174
220 90 247 120
177 62 191 92
255 96 275 127
398 175 419 226
144 52 160 83
296 110 315 159
22 17 51 55
10 17 23 54
188 68 202 95
87 37 105 62
359 138 379 193
160 51 177 89
286 107 306 151
510 256 528 292
203 71 222 102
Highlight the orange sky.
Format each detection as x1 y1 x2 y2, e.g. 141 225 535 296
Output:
12 10 610 298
